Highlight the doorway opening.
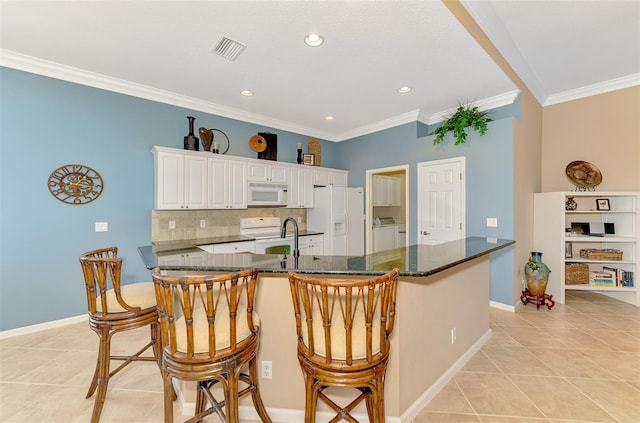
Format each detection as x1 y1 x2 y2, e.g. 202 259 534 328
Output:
365 165 410 254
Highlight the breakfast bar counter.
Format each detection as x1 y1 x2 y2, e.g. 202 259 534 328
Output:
139 236 514 277
138 237 514 423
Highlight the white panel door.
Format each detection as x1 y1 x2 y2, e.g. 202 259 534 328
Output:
417 157 465 245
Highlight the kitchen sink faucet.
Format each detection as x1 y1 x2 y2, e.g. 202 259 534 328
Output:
281 217 300 257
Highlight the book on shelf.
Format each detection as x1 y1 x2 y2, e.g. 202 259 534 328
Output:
602 266 635 287
589 271 615 286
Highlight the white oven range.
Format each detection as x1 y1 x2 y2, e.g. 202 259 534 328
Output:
240 217 294 254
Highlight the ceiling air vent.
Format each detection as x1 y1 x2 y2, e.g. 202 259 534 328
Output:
211 36 247 61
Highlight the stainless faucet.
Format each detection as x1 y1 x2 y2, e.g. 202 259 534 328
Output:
281 217 300 257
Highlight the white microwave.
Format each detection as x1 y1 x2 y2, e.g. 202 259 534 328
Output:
247 182 288 206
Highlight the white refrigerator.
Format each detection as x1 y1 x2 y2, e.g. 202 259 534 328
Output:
307 186 364 256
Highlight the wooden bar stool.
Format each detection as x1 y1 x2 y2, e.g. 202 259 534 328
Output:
79 247 161 423
287 269 399 423
151 268 272 423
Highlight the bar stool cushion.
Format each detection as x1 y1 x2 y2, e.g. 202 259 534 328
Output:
95 282 156 313
175 301 260 353
302 305 381 360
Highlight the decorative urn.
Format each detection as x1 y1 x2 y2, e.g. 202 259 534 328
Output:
524 252 551 296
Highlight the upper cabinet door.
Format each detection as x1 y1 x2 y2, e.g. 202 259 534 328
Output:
227 160 248 209
247 162 288 183
208 157 247 209
155 150 184 209
288 167 314 208
184 154 208 209
154 148 206 210
372 175 400 206
313 168 347 187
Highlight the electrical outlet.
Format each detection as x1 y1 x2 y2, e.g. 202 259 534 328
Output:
95 222 108 232
199 219 206 228
451 327 457 344
261 361 272 379
486 218 498 227
169 220 176 229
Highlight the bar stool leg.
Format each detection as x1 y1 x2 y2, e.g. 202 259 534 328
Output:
89 329 112 423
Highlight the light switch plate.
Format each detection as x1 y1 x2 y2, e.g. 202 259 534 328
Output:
486 218 498 227
95 222 108 232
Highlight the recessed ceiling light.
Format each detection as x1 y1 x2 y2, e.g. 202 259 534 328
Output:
398 86 412 93
304 32 324 47
240 90 254 97
325 116 334 121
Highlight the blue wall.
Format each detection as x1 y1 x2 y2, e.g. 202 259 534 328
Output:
0 67 337 331
335 117 516 305
0 67 517 331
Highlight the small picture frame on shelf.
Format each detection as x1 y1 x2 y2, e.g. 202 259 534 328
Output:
302 153 315 165
596 198 610 211
565 242 573 258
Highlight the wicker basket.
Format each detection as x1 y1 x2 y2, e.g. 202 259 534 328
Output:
579 249 623 261
565 263 589 285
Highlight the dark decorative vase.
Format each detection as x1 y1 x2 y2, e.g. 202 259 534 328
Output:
297 143 303 164
184 116 199 151
524 252 551 296
565 197 577 211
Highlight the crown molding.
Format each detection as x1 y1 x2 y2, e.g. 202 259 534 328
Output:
544 74 640 106
419 90 520 125
0 49 336 141
336 110 421 141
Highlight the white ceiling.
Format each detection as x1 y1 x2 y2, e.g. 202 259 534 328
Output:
1 1 638 142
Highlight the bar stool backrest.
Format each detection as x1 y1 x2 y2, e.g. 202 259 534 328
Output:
152 269 260 361
288 269 399 369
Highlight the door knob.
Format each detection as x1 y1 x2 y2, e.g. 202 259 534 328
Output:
422 231 430 235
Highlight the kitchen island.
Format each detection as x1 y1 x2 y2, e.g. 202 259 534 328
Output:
139 237 514 423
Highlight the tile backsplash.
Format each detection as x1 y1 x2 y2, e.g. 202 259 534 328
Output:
151 208 307 242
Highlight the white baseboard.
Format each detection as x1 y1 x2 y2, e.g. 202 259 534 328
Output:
489 300 516 312
398 328 492 422
0 314 87 340
177 329 492 423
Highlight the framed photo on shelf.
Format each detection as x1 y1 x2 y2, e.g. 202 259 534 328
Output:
302 153 315 165
596 198 610 211
565 242 573 258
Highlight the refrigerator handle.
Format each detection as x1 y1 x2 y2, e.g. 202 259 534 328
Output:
344 211 349 234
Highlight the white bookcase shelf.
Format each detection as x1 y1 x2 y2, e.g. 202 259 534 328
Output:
533 191 639 306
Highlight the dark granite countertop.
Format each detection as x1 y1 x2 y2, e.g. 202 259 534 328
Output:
139 237 514 277
150 230 324 253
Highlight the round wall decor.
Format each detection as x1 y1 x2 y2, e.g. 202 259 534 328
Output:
48 164 104 204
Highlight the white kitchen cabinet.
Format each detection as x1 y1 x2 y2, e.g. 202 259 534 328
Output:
372 226 397 253
288 167 314 208
152 146 348 210
372 175 401 207
313 168 348 187
208 158 247 209
299 235 324 255
157 250 207 266
197 241 255 267
247 162 288 183
209 240 255 254
534 191 639 306
153 147 207 210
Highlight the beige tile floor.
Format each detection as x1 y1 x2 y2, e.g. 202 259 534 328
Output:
1 291 638 422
